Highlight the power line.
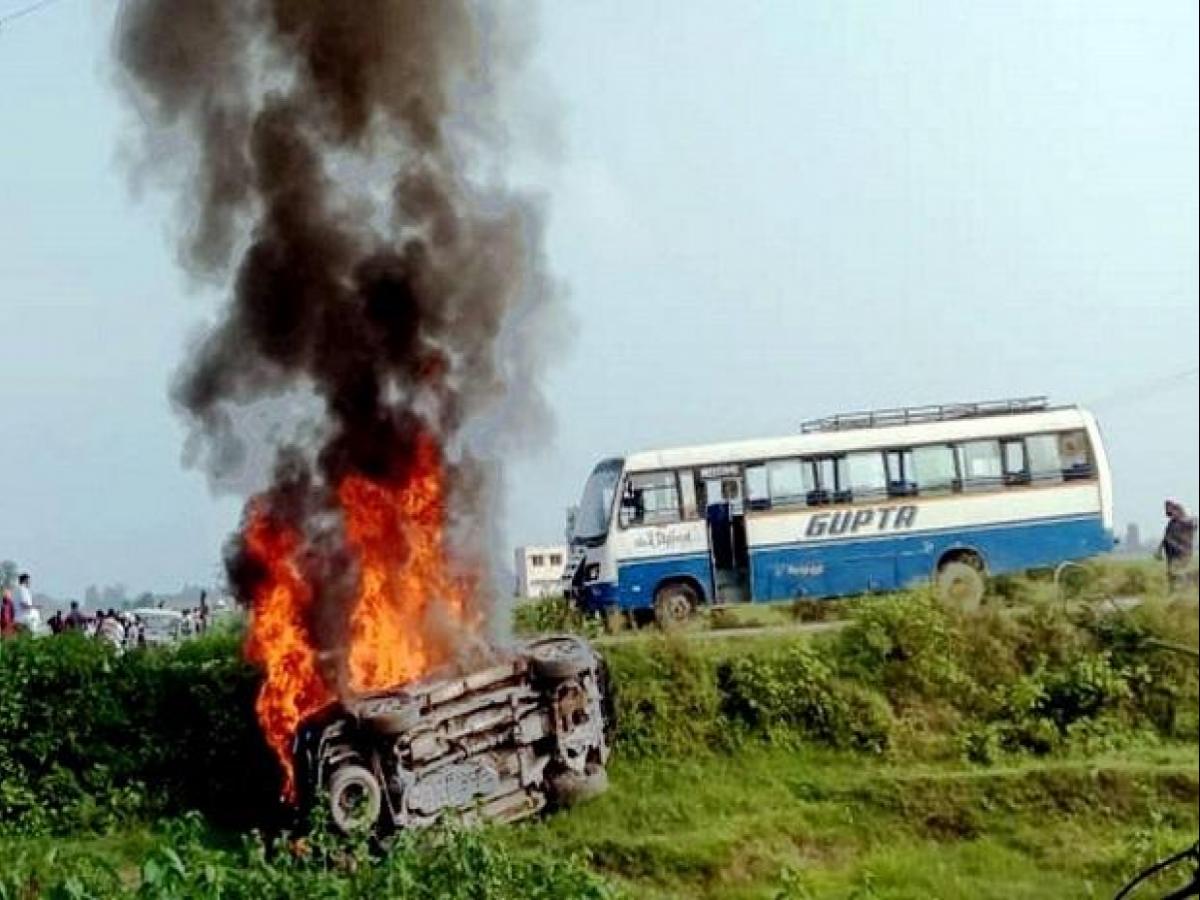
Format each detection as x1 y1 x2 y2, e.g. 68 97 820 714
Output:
0 0 63 29
1086 365 1200 411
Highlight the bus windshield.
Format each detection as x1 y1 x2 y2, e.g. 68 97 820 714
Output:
573 459 623 542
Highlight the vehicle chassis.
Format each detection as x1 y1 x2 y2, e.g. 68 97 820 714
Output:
293 635 614 836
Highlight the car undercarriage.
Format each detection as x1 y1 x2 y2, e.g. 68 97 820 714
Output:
293 635 614 836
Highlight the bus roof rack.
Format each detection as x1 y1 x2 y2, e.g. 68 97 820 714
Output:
800 396 1051 434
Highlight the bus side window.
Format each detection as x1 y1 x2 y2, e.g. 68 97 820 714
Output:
804 457 836 506
1059 430 1093 480
678 469 700 519
957 440 1003 492
1026 433 1064 483
768 458 808 508
830 457 853 504
911 444 958 495
1002 439 1030 486
745 464 769 511
621 471 681 527
618 480 641 527
845 451 887 502
885 449 917 497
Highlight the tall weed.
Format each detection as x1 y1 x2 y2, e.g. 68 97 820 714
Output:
0 814 618 900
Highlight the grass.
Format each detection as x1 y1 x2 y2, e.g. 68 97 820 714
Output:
502 742 1197 899
4 563 1195 898
517 557 1182 643
5 743 1193 899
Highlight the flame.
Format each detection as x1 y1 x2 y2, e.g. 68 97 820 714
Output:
341 435 469 690
241 506 332 798
241 433 473 798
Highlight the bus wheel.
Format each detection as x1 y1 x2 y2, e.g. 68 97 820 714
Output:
654 583 696 629
936 561 985 613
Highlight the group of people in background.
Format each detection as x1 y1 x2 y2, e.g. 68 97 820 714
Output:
1 572 211 647
40 604 210 650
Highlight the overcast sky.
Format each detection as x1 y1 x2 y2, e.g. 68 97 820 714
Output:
1 1 1196 599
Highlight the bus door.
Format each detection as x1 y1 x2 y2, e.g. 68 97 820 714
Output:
698 465 750 603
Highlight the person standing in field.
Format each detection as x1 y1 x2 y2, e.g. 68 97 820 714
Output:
14 573 40 635
1156 500 1197 591
0 587 14 637
97 609 125 651
65 601 86 631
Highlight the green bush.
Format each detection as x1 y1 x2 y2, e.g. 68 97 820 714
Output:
989 571 1056 605
788 598 855 623
1038 653 1131 731
833 593 972 705
1083 598 1200 739
1095 559 1167 599
0 632 279 834
959 652 1135 762
512 596 599 637
2 590 1194 840
604 639 725 756
986 559 1166 608
831 590 1197 762
0 815 619 900
607 636 896 756
719 645 891 751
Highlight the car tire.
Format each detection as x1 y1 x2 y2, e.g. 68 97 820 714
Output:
551 764 609 807
327 763 383 835
937 561 985 613
654 582 697 629
527 636 594 681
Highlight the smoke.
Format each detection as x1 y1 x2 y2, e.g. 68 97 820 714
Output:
115 2 557 670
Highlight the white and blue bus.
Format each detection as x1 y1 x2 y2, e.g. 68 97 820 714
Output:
564 397 1114 624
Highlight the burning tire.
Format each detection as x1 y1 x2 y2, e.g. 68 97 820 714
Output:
294 636 613 838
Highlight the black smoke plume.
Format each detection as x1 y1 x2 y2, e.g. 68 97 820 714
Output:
115 1 555 672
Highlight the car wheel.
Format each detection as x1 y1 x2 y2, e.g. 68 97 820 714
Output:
527 636 594 681
654 582 696 629
327 763 382 835
551 764 609 807
937 561 985 613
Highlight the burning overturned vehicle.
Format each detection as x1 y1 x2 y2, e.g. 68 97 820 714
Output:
291 636 614 836
114 0 608 842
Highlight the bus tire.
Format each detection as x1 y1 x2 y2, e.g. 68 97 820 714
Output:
936 561 985 613
654 582 697 629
